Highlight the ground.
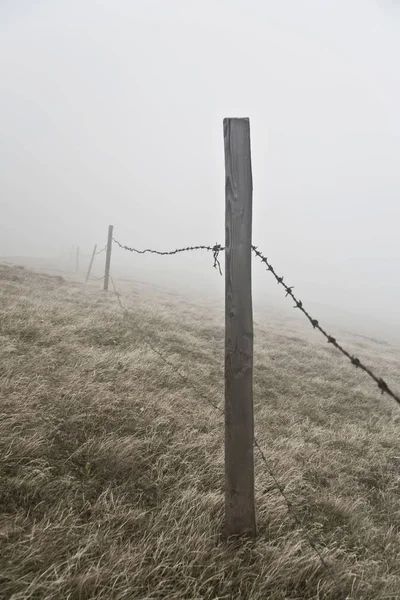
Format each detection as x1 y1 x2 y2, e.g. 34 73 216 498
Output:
1 262 400 600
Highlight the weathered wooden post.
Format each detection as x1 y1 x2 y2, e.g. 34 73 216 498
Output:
223 117 257 538
85 244 97 283
75 246 80 273
103 226 113 291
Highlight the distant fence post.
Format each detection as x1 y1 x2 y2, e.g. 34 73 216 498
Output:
85 244 97 283
75 246 80 273
223 117 257 538
104 225 113 291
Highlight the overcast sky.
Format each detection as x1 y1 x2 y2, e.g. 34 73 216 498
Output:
1 1 400 335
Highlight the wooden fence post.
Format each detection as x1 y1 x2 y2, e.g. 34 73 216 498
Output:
223 117 257 538
85 244 97 283
75 246 80 273
103 226 113 291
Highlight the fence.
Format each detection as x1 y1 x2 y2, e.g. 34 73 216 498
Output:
72 118 399 593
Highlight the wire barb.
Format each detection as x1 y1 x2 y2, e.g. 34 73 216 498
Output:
212 243 223 275
252 245 400 407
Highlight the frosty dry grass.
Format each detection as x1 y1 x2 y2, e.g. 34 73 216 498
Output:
1 263 400 599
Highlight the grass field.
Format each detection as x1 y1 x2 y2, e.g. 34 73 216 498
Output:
1 262 400 600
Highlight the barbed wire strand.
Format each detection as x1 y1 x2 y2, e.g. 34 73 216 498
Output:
252 246 400 407
107 272 344 595
105 236 399 593
253 439 346 595
95 244 107 255
109 274 223 414
111 237 400 407
77 245 107 259
113 238 224 276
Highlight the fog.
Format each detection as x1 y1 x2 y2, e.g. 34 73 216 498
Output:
1 1 400 341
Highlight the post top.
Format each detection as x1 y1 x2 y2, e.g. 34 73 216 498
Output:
223 117 250 122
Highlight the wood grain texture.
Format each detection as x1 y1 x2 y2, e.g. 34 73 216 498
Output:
223 118 256 537
103 226 114 291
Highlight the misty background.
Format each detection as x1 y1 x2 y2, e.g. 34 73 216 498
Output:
1 1 400 342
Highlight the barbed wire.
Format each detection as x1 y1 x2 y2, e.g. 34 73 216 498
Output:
111 236 400 406
95 244 107 255
107 273 344 594
252 245 400 408
253 439 346 595
113 238 224 275
109 275 223 414
95 234 399 594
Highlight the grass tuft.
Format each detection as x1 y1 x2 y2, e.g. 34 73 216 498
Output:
1 264 400 599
